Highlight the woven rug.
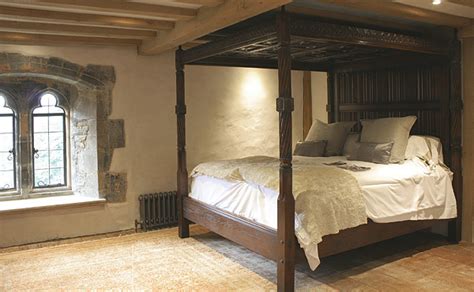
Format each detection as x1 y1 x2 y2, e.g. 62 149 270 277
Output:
1 225 471 291
0 226 326 291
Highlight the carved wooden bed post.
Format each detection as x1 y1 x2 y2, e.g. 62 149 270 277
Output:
176 46 190 238
448 39 463 243
276 7 295 292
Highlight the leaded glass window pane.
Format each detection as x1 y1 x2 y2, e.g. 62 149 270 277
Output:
33 93 66 188
0 95 15 192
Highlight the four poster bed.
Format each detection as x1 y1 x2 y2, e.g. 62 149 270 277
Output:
175 7 463 291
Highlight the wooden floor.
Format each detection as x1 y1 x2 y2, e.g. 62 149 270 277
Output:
1 225 473 291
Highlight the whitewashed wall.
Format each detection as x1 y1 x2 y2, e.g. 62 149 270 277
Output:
0 44 330 247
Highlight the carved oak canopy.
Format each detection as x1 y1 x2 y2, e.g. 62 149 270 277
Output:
182 12 453 71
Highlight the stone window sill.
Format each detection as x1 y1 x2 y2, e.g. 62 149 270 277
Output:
0 195 105 215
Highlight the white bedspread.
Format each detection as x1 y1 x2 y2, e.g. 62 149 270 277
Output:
190 156 457 269
190 156 367 270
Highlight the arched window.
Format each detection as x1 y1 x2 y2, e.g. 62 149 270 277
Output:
32 92 67 188
0 94 16 191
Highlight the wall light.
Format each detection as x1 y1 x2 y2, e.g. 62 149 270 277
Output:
432 0 442 5
241 71 265 107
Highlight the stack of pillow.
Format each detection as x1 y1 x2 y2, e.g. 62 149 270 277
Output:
294 119 355 157
295 116 443 165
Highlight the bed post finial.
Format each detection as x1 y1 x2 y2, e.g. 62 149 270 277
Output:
176 46 190 238
276 6 295 292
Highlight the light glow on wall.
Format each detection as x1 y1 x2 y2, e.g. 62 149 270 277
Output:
241 71 265 107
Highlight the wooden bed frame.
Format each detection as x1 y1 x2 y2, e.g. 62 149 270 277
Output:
175 7 463 291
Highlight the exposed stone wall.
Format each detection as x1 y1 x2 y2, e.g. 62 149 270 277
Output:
0 53 126 202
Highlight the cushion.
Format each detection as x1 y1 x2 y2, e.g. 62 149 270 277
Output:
294 140 327 157
343 133 360 157
405 135 444 165
305 120 356 156
348 142 394 164
360 116 417 163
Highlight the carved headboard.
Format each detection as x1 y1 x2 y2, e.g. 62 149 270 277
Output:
328 62 451 161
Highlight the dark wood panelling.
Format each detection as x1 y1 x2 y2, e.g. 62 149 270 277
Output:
448 40 463 243
331 64 450 140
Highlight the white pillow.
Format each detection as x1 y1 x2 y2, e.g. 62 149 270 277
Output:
360 116 417 163
405 135 444 165
305 120 355 156
343 133 360 157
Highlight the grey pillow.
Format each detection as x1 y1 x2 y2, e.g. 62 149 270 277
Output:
360 116 417 163
348 142 394 164
305 120 356 156
343 133 360 157
294 140 327 157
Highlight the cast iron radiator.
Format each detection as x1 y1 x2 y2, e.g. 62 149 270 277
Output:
135 191 178 231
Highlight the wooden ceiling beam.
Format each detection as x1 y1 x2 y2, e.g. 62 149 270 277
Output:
0 31 140 46
139 0 292 55
447 0 474 8
0 0 197 20
0 19 156 39
169 0 224 7
313 0 472 28
460 24 474 38
0 6 174 30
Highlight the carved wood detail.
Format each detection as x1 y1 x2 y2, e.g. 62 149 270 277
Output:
182 23 276 64
276 8 295 292
183 13 450 68
290 17 449 55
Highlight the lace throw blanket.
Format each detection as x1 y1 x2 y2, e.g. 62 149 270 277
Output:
191 156 367 267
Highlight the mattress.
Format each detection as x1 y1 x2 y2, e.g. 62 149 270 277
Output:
191 156 456 226
189 156 457 268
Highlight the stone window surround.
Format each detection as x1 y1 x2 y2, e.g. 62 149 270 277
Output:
0 53 127 203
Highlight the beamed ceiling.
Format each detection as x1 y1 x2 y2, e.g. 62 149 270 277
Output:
0 0 471 55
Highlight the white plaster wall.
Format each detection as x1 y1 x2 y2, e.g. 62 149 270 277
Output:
311 72 328 123
0 44 306 247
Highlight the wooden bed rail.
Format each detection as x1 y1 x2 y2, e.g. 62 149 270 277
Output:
183 197 280 260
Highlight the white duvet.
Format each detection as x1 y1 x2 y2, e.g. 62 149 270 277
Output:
190 156 457 269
